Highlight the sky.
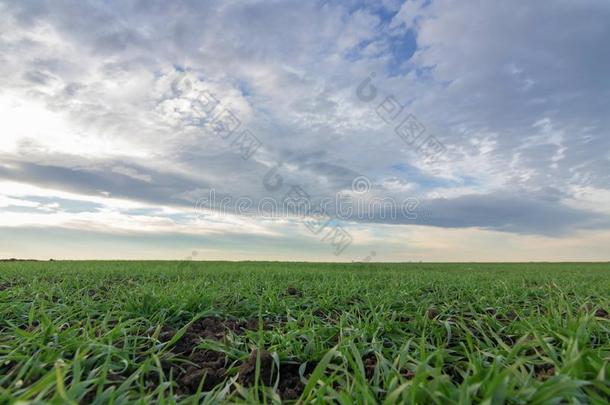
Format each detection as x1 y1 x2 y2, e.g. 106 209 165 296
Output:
1 0 609 262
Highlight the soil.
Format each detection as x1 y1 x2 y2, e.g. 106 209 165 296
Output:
163 317 306 398
165 317 242 395
237 350 311 400
276 362 307 400
173 317 242 353
284 287 303 297
363 353 376 380
312 308 341 323
166 316 277 353
237 349 275 386
177 350 228 393
426 308 440 319
594 308 609 318
534 363 555 380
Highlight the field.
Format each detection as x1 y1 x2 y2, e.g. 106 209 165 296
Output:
0 261 609 404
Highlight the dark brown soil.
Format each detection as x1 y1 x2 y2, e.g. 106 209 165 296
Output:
237 350 310 400
426 308 440 319
500 334 517 346
534 363 555 380
594 308 609 318
0 282 10 291
166 316 277 354
177 350 228 393
277 362 307 400
165 317 241 394
173 317 242 353
312 308 341 323
363 353 376 380
237 349 275 386
284 287 303 297
164 317 291 396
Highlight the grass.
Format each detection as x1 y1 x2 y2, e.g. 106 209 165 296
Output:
0 261 609 404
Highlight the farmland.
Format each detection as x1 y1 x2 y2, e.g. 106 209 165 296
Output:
0 261 609 403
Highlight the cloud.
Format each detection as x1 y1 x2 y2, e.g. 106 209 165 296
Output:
1 0 609 259
415 191 608 235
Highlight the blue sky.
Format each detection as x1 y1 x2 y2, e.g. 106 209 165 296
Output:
1 0 609 261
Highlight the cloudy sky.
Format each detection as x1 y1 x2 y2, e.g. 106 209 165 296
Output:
1 0 609 261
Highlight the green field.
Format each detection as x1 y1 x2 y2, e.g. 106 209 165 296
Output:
1 261 609 404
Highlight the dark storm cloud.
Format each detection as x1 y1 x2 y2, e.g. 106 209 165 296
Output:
415 193 608 235
0 161 206 208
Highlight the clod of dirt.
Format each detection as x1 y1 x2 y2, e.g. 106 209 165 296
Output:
278 368 305 400
426 308 440 319
277 362 308 400
165 319 235 394
174 317 242 353
177 350 227 393
500 334 516 346
382 339 393 348
236 354 311 400
168 316 278 355
363 354 376 380
237 349 275 386
163 319 295 396
534 363 555 380
158 325 176 342
594 308 609 318
312 309 341 323
285 287 303 297
401 369 415 380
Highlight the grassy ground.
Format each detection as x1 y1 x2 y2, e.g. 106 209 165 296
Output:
0 261 609 404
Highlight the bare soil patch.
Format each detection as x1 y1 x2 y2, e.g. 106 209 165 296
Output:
237 350 311 400
163 317 305 398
